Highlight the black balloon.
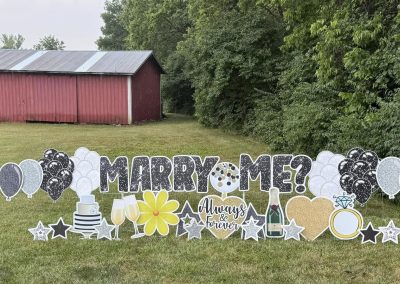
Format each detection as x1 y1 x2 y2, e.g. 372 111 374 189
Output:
46 177 65 201
352 179 372 205
66 159 75 172
340 173 355 194
43 149 58 160
39 148 75 201
338 159 354 175
41 171 52 191
54 152 70 168
47 161 63 176
351 161 370 178
364 169 379 192
359 151 379 169
57 169 73 188
347 147 364 160
38 158 50 171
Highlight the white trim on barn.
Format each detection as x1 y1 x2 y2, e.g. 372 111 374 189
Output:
127 76 132 124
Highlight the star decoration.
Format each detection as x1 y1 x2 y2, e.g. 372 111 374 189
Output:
241 217 263 241
49 217 71 239
282 219 304 241
28 221 52 241
185 219 205 240
182 214 193 226
176 200 201 237
360 222 380 244
241 203 265 239
94 218 115 240
379 220 400 244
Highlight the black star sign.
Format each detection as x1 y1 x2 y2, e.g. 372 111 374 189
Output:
49 217 71 239
360 222 380 244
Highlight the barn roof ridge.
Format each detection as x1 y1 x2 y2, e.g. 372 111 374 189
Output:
0 49 164 75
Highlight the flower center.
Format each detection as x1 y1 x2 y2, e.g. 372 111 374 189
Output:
153 210 160 216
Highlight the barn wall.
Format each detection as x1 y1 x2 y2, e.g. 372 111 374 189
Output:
27 74 77 122
132 59 161 122
0 73 26 122
77 75 128 125
0 73 77 122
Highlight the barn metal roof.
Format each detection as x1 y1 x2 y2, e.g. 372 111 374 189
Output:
0 49 165 75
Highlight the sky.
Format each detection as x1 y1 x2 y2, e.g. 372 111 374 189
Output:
0 0 106 50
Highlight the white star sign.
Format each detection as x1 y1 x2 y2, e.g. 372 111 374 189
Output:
283 219 304 241
379 220 400 244
241 217 263 241
28 221 52 241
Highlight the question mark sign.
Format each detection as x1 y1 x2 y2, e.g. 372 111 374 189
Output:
290 155 312 194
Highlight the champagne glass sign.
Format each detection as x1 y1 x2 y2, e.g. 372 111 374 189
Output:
123 195 145 239
111 199 125 240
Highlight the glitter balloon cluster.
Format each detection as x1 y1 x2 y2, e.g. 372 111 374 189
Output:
338 148 379 205
38 149 74 201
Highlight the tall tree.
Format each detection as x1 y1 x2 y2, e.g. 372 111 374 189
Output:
34 35 65 50
0 34 24 49
96 0 128 50
123 0 194 114
178 0 284 127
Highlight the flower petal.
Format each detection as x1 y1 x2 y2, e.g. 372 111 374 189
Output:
161 212 179 225
157 217 169 236
156 190 168 209
138 200 152 214
137 212 153 225
144 217 157 236
160 200 179 213
143 190 156 210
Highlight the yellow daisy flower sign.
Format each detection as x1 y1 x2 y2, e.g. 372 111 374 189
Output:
137 190 180 236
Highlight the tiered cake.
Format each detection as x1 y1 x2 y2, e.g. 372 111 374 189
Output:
73 195 102 235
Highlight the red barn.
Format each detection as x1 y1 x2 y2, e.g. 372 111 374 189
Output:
0 49 164 124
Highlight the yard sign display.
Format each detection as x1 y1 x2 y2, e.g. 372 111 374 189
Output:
1 147 400 244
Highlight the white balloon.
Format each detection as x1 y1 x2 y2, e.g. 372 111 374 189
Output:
328 154 345 167
85 151 100 170
70 156 80 167
87 169 100 190
76 177 93 197
310 161 324 176
70 170 82 192
320 165 339 181
320 182 341 200
77 161 93 176
376 157 400 199
74 147 90 160
308 176 326 197
316 151 334 164
333 174 341 187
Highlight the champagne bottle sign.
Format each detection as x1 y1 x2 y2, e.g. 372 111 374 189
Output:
265 187 285 238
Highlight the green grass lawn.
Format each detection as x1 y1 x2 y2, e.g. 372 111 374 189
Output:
0 114 399 283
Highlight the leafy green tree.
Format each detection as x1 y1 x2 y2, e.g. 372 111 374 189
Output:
96 0 128 50
178 0 284 128
96 0 400 157
0 34 24 49
123 0 193 113
34 35 65 50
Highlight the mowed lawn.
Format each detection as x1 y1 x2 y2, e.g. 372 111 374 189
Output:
0 114 399 283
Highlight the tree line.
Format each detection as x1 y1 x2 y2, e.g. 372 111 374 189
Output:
1 34 65 50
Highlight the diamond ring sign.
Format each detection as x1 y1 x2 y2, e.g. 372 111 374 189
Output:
1 147 400 244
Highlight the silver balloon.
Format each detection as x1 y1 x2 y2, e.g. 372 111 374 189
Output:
20 159 43 198
0 163 23 201
376 157 400 199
